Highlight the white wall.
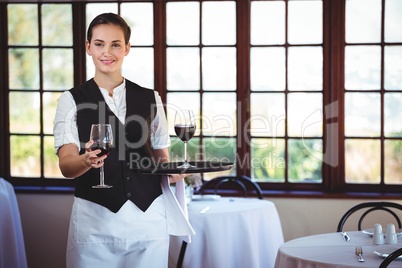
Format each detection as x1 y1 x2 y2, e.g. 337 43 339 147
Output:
15 193 402 268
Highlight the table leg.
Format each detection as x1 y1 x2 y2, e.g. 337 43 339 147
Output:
177 241 188 268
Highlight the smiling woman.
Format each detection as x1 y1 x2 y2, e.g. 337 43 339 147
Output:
51 12 194 268
85 18 130 85
87 27 127 73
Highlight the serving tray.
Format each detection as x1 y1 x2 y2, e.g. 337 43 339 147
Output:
131 161 233 174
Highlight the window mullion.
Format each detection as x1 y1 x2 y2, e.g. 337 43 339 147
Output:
72 2 87 86
322 0 331 190
328 0 346 191
236 0 251 177
0 3 8 178
153 0 167 104
38 4 45 179
380 0 386 185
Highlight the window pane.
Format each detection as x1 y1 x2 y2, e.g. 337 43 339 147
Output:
203 93 236 136
346 0 381 43
288 47 322 91
123 48 154 89
9 92 40 134
10 135 41 177
345 46 381 90
251 47 285 91
42 4 72 46
250 93 285 137
384 140 402 184
202 47 236 90
9 48 39 90
345 93 381 137
288 139 322 183
167 2 199 45
167 48 200 90
44 136 63 178
43 92 62 135
8 4 38 46
202 138 236 179
251 138 285 182
121 3 153 46
288 93 323 137
202 1 236 45
385 0 402 42
384 93 402 137
251 1 285 45
288 0 322 44
384 46 402 90
167 93 200 136
345 139 381 183
43 48 74 90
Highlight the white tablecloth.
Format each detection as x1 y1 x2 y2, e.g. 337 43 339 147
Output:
275 231 402 268
0 178 27 268
170 197 284 268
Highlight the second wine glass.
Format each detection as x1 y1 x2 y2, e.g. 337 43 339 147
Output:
174 110 196 168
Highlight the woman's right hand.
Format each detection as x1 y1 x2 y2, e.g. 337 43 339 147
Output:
84 140 108 169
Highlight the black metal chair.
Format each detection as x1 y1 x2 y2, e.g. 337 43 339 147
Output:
198 175 263 199
337 201 402 232
379 247 402 268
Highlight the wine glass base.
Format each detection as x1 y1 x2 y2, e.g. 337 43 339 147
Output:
92 185 113 189
177 163 196 169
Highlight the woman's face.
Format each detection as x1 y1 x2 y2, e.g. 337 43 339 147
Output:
86 24 130 77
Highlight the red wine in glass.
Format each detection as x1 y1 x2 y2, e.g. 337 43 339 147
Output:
175 125 196 142
90 142 112 157
174 110 196 168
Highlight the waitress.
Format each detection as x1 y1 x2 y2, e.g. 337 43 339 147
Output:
53 13 194 267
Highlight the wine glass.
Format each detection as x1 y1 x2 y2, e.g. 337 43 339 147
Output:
90 124 113 188
174 110 196 168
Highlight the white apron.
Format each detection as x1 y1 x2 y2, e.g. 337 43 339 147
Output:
66 176 194 268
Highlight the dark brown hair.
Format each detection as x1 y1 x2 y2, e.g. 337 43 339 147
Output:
87 13 131 44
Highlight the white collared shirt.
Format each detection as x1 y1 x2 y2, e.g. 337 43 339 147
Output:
53 79 170 154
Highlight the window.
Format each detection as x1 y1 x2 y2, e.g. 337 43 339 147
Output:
250 0 323 184
1 0 401 195
6 3 73 185
344 0 402 187
166 1 237 179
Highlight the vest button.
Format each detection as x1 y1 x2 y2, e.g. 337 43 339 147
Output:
125 176 131 182
126 192 132 198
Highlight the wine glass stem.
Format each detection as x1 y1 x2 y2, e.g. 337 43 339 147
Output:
184 141 188 164
100 165 105 186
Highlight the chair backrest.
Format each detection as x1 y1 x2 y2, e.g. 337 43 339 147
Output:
198 175 263 199
337 201 402 232
379 247 402 268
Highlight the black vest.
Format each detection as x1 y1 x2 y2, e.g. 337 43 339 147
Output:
70 79 162 213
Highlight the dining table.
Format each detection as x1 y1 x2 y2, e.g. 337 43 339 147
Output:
275 230 402 267
169 196 284 268
0 178 28 268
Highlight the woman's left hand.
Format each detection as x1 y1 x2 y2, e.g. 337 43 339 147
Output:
168 173 188 183
153 148 188 183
